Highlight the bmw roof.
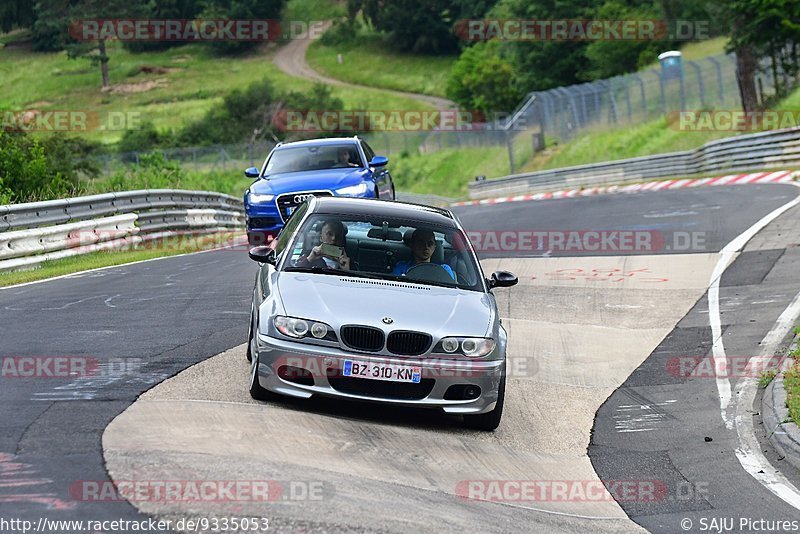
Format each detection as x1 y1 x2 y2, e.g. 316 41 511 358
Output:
310 197 456 226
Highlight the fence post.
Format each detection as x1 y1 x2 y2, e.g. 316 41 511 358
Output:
624 78 632 123
631 74 646 120
506 130 515 175
687 60 705 108
654 71 666 114
707 56 725 103
605 80 619 125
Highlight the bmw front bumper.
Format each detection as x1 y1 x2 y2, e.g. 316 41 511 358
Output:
255 333 504 414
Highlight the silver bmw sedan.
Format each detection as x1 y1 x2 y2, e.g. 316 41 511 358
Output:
246 197 517 431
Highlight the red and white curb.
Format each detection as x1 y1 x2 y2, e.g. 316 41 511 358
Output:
452 170 799 207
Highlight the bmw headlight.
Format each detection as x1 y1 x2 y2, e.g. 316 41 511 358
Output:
249 193 275 203
335 183 369 196
435 337 496 358
274 316 336 341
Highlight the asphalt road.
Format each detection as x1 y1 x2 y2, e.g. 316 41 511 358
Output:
1 183 798 531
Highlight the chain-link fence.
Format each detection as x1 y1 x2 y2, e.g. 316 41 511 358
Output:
504 51 797 143
98 50 798 178
95 142 277 177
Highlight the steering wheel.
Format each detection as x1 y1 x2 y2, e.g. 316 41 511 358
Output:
404 262 455 284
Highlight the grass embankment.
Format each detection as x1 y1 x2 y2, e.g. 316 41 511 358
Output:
0 38 431 145
783 328 800 424
0 231 241 288
306 34 455 97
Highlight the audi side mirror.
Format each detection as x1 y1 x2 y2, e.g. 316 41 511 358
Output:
245 167 260 179
369 156 388 167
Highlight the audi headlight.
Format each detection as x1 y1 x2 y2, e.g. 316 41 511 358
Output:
249 193 275 203
335 183 369 196
273 316 336 341
435 337 496 358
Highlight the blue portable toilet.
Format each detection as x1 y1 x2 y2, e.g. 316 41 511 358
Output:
658 51 683 80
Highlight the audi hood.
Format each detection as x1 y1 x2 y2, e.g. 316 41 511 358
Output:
271 272 495 340
249 168 369 196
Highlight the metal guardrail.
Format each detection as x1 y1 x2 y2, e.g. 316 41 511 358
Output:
0 189 245 273
468 126 800 198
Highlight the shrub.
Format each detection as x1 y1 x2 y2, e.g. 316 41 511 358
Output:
446 40 522 115
0 130 87 202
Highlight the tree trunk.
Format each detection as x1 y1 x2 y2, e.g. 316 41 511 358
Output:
98 38 110 89
735 45 759 112
770 40 781 97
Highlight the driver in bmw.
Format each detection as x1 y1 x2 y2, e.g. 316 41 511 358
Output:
392 228 456 280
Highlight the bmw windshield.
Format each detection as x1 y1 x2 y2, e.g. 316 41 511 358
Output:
281 215 485 292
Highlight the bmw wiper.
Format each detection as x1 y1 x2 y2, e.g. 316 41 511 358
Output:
283 266 344 276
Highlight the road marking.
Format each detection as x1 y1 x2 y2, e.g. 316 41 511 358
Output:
0 239 247 292
734 289 800 509
708 181 800 510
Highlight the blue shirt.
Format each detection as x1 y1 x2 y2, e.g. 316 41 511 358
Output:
392 261 456 280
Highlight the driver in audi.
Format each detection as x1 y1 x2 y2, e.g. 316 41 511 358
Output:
392 228 456 280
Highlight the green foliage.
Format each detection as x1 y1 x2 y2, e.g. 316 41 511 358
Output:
350 0 463 53
319 17 364 46
446 40 521 113
176 80 344 146
0 0 35 33
118 122 170 154
0 177 11 205
0 130 97 201
200 0 285 55
104 152 185 191
758 369 777 388
786 360 800 423
582 0 664 79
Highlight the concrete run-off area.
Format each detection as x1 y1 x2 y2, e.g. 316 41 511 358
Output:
103 254 720 532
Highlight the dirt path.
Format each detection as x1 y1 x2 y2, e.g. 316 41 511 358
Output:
273 21 456 110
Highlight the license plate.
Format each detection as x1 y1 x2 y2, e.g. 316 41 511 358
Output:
342 360 421 383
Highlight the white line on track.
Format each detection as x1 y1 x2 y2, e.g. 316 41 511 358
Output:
708 181 800 510
0 239 247 292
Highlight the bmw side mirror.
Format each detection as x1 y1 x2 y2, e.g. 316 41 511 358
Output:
249 246 276 265
245 167 260 179
488 270 518 288
369 156 388 167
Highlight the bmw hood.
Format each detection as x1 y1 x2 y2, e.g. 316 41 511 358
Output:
275 272 493 338
250 168 368 195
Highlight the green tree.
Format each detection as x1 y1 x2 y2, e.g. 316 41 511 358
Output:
713 0 800 110
0 131 79 201
0 0 35 33
200 0 285 55
63 0 148 89
351 0 461 53
446 40 522 114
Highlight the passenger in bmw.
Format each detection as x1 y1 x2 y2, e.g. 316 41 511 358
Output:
297 219 351 270
392 228 456 280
